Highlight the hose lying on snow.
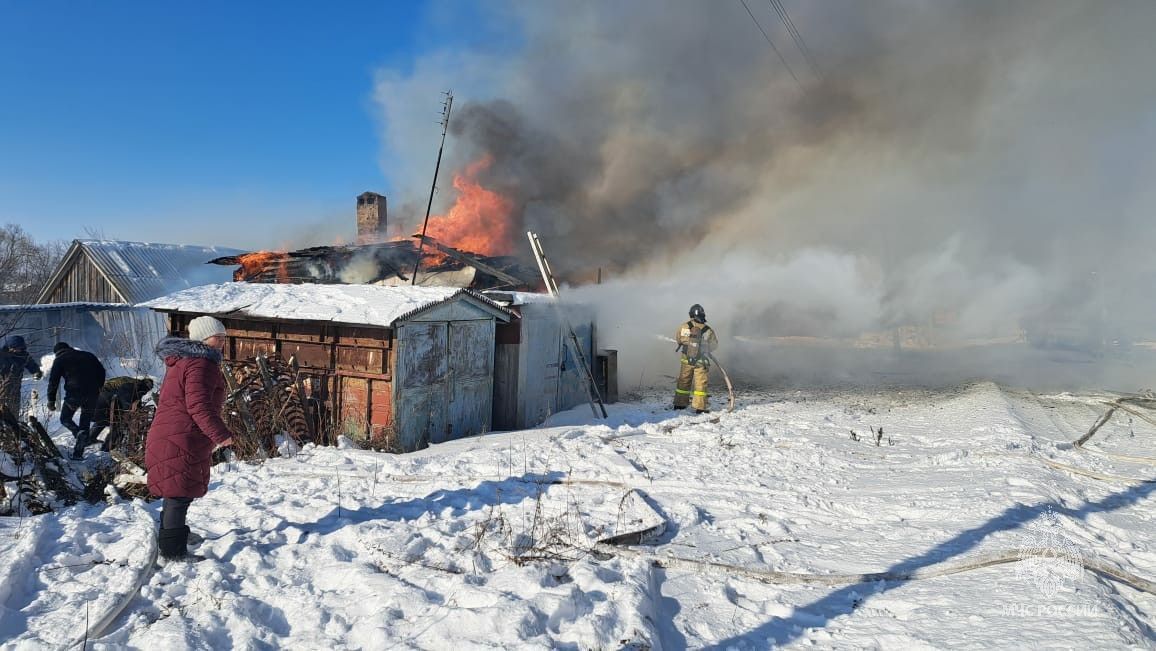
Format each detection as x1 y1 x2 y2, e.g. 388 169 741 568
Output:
1037 456 1156 484
597 544 1156 594
1075 399 1156 464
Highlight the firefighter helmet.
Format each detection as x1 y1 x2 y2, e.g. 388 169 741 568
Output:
689 304 706 323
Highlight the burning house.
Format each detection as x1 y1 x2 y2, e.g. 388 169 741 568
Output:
140 183 613 451
209 191 540 292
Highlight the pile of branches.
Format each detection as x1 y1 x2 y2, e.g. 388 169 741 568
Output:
0 353 319 510
222 354 316 460
103 354 315 464
101 353 316 496
105 401 156 500
105 401 155 467
0 406 82 515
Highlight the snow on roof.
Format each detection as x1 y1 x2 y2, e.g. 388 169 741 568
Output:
141 282 512 327
481 290 557 306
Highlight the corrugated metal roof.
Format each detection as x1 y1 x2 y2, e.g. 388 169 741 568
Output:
0 302 133 313
80 240 245 304
393 288 515 323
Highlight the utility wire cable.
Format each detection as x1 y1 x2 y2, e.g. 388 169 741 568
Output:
739 0 802 89
768 0 821 78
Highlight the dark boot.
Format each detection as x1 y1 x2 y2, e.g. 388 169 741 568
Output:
70 430 88 460
158 525 191 560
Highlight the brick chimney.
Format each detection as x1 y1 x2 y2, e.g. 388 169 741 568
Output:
356 192 388 244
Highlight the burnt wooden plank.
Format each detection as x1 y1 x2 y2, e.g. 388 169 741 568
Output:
492 344 519 430
416 235 524 287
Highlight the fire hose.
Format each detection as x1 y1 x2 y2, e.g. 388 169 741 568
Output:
1076 398 1156 464
596 544 1156 594
708 352 736 413
656 335 736 413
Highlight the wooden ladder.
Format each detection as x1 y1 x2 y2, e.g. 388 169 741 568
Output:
527 231 607 419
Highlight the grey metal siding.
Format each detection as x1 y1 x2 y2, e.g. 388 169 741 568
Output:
516 307 562 428
89 308 169 375
0 305 163 365
502 302 598 429
557 316 594 412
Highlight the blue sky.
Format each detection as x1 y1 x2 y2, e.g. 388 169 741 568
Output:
0 1 498 249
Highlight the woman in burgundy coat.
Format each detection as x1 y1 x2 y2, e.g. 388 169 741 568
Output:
146 316 235 560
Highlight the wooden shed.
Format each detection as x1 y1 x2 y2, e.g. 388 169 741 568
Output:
143 282 513 452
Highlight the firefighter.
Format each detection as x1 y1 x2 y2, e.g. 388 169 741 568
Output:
673 304 718 413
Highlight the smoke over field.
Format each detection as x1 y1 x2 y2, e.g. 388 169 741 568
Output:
375 1 1156 390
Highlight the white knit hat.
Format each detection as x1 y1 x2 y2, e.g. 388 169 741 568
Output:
187 316 227 342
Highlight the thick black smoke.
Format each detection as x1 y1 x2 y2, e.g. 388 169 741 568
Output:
377 0 1156 389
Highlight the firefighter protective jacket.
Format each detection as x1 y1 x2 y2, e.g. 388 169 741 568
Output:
676 320 718 367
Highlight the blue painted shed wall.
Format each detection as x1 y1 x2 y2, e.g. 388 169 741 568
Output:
393 299 498 450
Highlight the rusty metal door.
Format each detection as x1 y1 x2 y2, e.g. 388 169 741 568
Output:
444 319 495 442
396 321 448 450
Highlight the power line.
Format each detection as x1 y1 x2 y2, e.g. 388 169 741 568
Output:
768 0 821 79
739 0 802 89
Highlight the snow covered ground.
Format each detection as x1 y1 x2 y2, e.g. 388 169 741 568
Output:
3 381 1156 649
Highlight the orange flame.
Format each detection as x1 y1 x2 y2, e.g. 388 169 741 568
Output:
424 155 515 256
235 250 290 283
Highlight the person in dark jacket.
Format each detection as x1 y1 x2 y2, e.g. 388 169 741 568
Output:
47 342 107 460
91 376 155 452
146 316 235 561
0 335 42 416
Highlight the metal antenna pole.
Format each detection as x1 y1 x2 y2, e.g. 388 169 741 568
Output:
411 91 454 285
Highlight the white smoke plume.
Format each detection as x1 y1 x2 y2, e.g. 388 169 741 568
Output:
374 0 1156 390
